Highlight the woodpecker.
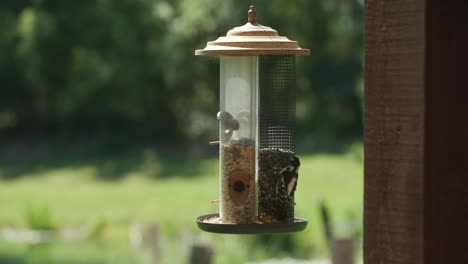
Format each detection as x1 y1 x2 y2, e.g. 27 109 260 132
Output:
278 156 300 197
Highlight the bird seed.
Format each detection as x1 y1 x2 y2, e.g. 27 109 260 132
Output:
221 138 256 223
258 148 295 223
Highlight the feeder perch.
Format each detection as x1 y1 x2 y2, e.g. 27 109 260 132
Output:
195 5 309 234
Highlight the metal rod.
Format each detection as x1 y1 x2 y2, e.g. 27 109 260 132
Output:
209 141 220 146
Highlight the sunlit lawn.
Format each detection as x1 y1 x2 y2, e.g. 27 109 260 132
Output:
0 145 363 264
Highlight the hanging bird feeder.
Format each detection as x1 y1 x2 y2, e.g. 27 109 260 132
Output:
195 5 309 234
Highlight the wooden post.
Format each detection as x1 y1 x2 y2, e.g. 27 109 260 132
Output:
189 244 214 264
331 239 354 264
146 225 160 264
365 0 468 263
365 0 425 262
129 223 160 263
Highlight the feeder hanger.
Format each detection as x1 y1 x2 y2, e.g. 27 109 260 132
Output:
248 5 256 24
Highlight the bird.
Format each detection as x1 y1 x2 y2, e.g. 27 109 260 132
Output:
217 111 239 142
278 156 301 197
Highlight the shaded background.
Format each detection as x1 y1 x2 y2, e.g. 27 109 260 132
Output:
0 0 362 146
0 0 363 263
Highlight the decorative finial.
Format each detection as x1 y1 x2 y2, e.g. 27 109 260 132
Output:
248 5 256 24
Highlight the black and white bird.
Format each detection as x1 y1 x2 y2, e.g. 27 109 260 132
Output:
279 156 301 197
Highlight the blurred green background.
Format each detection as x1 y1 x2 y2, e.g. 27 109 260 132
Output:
0 0 363 263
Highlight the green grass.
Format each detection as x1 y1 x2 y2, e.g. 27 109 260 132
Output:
0 145 363 263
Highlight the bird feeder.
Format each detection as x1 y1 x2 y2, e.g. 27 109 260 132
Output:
196 6 309 234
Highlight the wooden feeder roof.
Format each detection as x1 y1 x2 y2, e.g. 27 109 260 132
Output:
195 6 310 56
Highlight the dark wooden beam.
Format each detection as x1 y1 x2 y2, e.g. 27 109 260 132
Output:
365 0 468 263
425 1 468 263
364 0 425 263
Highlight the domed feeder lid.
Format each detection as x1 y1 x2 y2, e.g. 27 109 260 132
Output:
195 6 310 56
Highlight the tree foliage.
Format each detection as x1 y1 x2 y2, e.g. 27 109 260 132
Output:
0 0 363 144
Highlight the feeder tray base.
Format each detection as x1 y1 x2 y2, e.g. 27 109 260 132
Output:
196 214 308 234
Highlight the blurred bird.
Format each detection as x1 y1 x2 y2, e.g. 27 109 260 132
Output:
279 156 300 197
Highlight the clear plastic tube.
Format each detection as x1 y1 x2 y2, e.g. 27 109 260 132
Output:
219 56 258 223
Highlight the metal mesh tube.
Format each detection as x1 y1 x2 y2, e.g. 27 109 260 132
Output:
258 55 296 223
258 56 296 152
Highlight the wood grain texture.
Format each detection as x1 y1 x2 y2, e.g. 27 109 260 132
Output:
364 0 425 263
